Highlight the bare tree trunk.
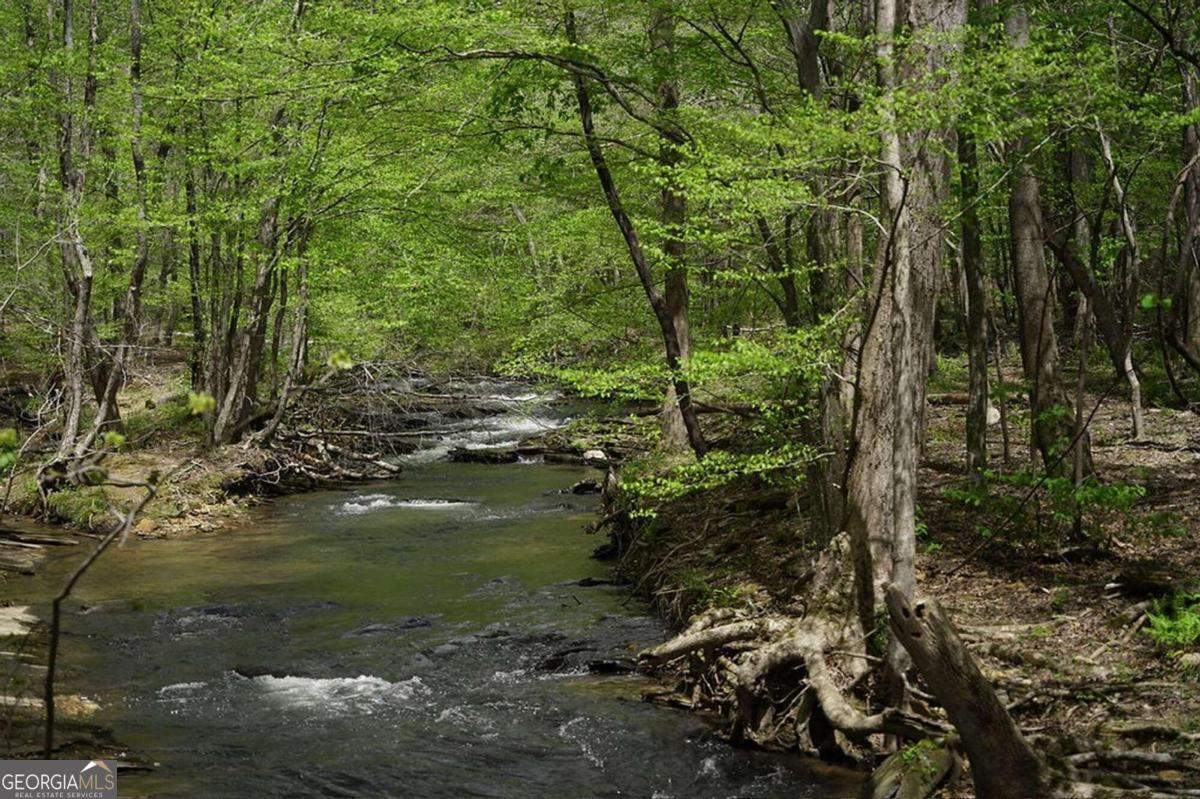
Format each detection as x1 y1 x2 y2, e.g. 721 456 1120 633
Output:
878 0 915 609
1183 72 1200 347
1072 296 1091 540
53 0 99 462
257 230 309 446
844 258 895 635
185 165 206 389
270 264 288 400
959 128 989 483
1095 130 1145 439
653 6 694 455
211 205 284 445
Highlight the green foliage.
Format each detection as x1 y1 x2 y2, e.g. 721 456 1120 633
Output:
944 469 1149 547
1146 592 1200 666
673 568 745 616
326 350 355 372
125 400 204 444
0 428 17 472
187 392 216 416
624 445 814 517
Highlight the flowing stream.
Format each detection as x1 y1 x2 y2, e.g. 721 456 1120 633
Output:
3 390 855 798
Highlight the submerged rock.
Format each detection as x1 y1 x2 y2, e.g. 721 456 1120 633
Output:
575 576 617 587
344 616 435 637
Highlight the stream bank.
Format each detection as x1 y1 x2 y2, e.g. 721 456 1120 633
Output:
578 394 1200 794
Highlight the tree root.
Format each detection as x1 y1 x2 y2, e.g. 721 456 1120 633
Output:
637 535 1199 798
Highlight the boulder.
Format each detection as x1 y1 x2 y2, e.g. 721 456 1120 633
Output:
582 449 608 465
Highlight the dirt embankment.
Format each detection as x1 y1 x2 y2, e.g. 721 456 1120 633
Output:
581 397 1200 793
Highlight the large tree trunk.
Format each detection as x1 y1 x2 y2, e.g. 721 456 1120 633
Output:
1183 71 1200 348
1010 163 1077 472
878 0 917 636
1007 5 1083 474
653 7 695 455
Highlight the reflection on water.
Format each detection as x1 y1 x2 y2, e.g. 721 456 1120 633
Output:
7 462 854 798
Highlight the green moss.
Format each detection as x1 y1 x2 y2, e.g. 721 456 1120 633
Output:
44 485 110 528
123 399 204 445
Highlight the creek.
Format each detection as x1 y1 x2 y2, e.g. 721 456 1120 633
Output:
4 388 853 797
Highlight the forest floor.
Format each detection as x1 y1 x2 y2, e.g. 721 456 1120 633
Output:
576 379 1200 792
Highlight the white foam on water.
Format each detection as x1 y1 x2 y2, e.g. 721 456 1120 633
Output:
396 445 452 465
558 716 605 768
337 494 476 515
460 439 520 450
253 674 426 714
392 404 563 463
394 499 477 508
435 705 495 733
490 669 527 684
158 681 207 695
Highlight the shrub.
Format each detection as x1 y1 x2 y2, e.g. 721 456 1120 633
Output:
944 469 1148 548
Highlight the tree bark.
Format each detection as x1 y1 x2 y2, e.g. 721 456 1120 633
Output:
53 0 99 463
1007 5 1081 474
184 165 206 389
886 586 1052 798
959 128 989 482
1183 71 1200 347
653 6 694 454
878 0 917 628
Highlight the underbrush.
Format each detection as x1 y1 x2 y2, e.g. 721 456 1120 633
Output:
943 468 1181 549
123 397 205 447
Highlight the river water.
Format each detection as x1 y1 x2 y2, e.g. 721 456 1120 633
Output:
5 392 854 797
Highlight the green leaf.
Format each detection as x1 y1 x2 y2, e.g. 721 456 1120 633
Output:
327 349 354 371
187 391 217 415
1140 293 1158 309
0 428 17 451
103 431 127 449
